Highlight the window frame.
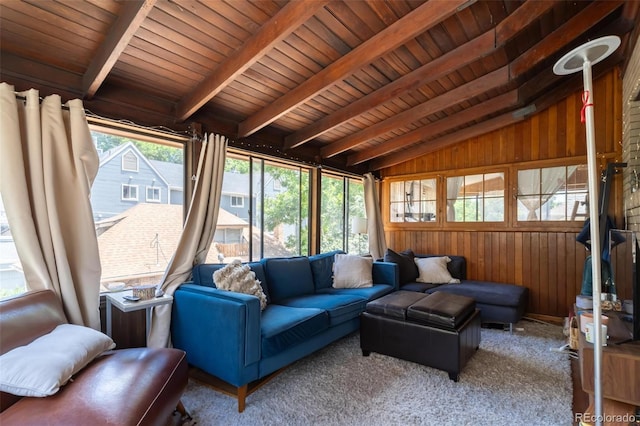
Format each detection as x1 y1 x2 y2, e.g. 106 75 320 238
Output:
146 186 161 203
445 171 506 224
230 195 244 208
121 183 139 201
383 157 593 232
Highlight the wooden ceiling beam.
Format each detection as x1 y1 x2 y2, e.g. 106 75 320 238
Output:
83 0 156 99
494 0 560 45
237 0 467 138
284 31 495 150
284 0 556 151
347 90 519 166
175 0 327 122
369 111 524 171
321 65 510 158
509 0 624 79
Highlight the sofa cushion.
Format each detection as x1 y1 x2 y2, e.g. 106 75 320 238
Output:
278 293 367 326
309 250 345 290
316 283 394 302
427 280 527 308
260 305 329 358
332 254 373 288
383 249 419 285
0 324 115 397
400 282 440 293
262 257 315 303
194 262 270 303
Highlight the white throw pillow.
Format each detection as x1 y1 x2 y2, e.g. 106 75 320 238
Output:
332 254 373 288
414 256 461 284
0 324 115 397
213 259 267 310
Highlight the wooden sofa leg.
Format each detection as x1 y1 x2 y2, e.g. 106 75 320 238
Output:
175 400 192 422
237 384 248 413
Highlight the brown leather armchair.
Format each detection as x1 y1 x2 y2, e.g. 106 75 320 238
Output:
0 289 189 425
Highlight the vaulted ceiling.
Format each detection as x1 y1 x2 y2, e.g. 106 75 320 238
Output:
1 0 638 174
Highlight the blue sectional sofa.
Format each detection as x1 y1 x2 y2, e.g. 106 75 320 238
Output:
170 251 398 412
384 251 528 330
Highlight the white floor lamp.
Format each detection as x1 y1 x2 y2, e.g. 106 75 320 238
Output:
553 35 621 425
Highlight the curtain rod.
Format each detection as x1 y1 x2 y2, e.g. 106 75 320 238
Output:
15 93 70 111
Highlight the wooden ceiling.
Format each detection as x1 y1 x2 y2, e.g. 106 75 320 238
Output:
1 0 638 174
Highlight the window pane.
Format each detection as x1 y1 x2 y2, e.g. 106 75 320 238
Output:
216 156 251 263
517 164 586 222
91 131 185 290
251 158 263 260
348 179 366 254
0 193 26 299
484 197 504 221
263 162 303 258
321 175 344 252
518 196 541 220
447 173 503 222
390 182 405 222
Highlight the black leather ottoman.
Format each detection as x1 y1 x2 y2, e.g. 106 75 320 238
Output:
360 290 481 381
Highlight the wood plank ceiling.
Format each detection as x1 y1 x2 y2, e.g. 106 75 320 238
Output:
1 0 638 174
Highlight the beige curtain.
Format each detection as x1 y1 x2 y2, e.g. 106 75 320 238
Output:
0 83 101 329
148 133 227 348
363 172 387 260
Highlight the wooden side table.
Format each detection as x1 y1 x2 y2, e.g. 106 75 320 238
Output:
105 290 173 345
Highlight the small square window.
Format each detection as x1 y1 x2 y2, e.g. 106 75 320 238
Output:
122 184 138 201
230 196 244 207
146 186 160 202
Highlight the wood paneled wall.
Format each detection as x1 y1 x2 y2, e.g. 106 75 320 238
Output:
380 70 624 319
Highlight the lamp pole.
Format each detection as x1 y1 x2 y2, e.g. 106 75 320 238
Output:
553 35 620 425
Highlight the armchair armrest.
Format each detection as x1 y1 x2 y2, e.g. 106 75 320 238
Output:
171 284 261 387
372 261 399 290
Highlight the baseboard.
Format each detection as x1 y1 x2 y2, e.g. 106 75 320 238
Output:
525 313 564 325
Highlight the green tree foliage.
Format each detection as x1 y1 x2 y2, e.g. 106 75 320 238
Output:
225 157 250 173
320 175 345 252
262 164 308 255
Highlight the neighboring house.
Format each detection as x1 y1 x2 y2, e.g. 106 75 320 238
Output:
91 142 180 221
221 170 281 225
149 159 184 205
95 203 288 286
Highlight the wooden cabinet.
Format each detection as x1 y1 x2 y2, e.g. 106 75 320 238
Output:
99 295 146 348
578 313 640 425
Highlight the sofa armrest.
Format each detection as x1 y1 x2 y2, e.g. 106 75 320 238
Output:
372 261 399 290
171 284 262 387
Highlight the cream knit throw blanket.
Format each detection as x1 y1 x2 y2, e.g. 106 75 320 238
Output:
213 259 267 310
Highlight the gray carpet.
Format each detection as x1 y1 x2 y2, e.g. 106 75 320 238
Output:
179 319 572 426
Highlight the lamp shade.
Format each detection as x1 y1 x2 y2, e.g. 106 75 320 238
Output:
351 217 367 234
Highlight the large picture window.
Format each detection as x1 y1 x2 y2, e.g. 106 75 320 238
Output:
447 173 504 222
517 164 587 221
91 129 185 290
